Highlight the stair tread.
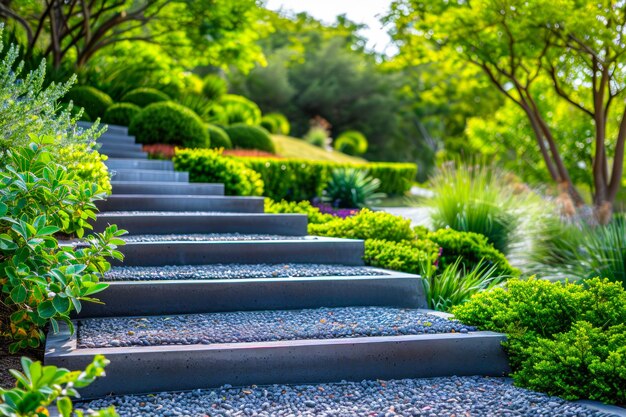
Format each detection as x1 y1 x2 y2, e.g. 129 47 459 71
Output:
122 233 315 243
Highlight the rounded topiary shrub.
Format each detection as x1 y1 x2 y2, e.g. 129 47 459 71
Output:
260 113 291 135
334 130 368 155
122 88 171 108
102 102 141 126
129 101 210 148
220 95 262 125
202 74 228 101
63 86 113 118
225 123 275 153
206 124 232 149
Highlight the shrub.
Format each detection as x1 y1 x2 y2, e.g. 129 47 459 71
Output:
304 127 328 148
323 168 385 208
309 209 414 242
219 94 262 125
102 102 140 126
366 163 417 195
364 239 440 275
59 102 91 122
225 123 275 153
334 130 368 155
207 124 232 149
173 148 263 196
129 101 210 148
63 86 113 118
261 113 291 135
121 87 170 108
57 145 112 195
202 74 228 101
177 93 214 121
265 199 334 225
452 278 626 404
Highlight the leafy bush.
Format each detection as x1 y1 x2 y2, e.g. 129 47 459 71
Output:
129 101 210 148
334 130 368 155
260 113 291 135
64 86 113 118
0 356 117 417
219 95 262 125
173 148 263 196
207 124 232 149
265 199 334 225
453 278 626 404
364 239 440 274
427 228 518 277
59 102 91 122
177 93 214 121
366 163 417 195
323 168 385 208
202 74 228 101
102 102 140 127
57 145 112 195
304 127 328 148
224 123 275 153
121 87 170 108
309 209 414 242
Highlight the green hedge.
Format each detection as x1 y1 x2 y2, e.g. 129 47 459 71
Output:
122 88 170 108
225 124 275 153
207 124 232 149
103 102 140 126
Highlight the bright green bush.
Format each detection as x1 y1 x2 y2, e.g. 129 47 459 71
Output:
334 130 368 155
323 168 384 208
261 113 290 135
129 101 209 148
64 86 113 118
57 145 112 195
173 148 263 196
202 74 228 101
265 199 334 225
102 102 141 127
309 209 414 242
225 123 275 153
59 102 91 122
121 87 170 108
207 124 232 149
453 278 626 404
304 127 328 148
220 94 262 125
366 163 417 195
364 239 440 275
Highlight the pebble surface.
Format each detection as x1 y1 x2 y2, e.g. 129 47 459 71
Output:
105 263 387 281
123 234 311 243
77 376 611 417
77 307 473 348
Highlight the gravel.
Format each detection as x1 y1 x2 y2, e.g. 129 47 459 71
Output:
104 263 387 281
122 234 311 243
77 307 472 348
77 376 613 417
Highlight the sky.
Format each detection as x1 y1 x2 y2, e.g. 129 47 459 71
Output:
264 0 395 55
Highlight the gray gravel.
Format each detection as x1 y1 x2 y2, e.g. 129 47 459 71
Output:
77 376 612 417
77 307 473 348
123 234 311 243
105 263 387 281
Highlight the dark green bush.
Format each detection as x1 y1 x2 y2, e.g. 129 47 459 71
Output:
364 239 440 274
207 124 232 149
265 199 334 225
334 130 368 155
122 88 170 108
129 101 209 148
261 113 290 135
63 86 113 118
309 209 415 242
202 74 228 101
102 102 141 126
225 123 275 153
173 148 263 196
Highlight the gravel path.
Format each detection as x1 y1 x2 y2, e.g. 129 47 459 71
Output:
105 264 387 281
77 307 472 348
123 234 311 243
77 376 612 417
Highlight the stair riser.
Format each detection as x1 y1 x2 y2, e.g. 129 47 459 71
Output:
101 150 147 159
97 135 137 146
110 171 188 182
105 159 174 171
111 182 224 196
92 214 307 235
115 239 365 266
46 330 509 399
78 121 128 136
97 196 263 213
78 275 427 318
99 143 143 152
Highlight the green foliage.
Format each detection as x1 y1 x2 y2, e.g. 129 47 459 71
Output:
129 101 209 148
63 86 113 118
363 239 440 275
206 124 232 149
0 144 125 352
202 74 228 101
57 145 112 195
334 130 368 156
219 95 262 125
304 127 328 148
260 113 291 135
173 148 263 196
264 199 334 225
453 278 626 403
309 209 414 242
427 228 518 277
366 163 417 196
177 93 214 121
224 123 275 153
322 168 385 209
102 103 141 127
0 355 117 417
121 88 170 108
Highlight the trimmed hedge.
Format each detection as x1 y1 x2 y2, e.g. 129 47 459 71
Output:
129 101 209 148
122 88 170 108
207 124 232 149
225 123 275 153
102 102 140 126
63 86 113 118
309 209 414 242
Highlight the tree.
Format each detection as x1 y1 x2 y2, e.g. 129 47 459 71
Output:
388 0 626 223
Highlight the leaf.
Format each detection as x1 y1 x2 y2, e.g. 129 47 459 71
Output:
37 301 56 319
37 225 60 236
57 396 73 417
52 296 71 314
82 283 108 296
0 234 18 251
9 285 27 304
0 202 7 217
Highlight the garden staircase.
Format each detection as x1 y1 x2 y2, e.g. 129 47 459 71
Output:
45 123 509 399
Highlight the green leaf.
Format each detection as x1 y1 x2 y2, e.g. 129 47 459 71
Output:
52 296 71 314
37 226 60 236
82 283 109 296
0 234 18 251
0 202 7 217
57 396 73 417
9 285 27 304
37 301 56 319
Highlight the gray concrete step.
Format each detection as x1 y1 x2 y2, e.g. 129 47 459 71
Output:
114 236 364 266
97 134 137 146
77 268 427 318
105 159 173 171
109 169 188 182
99 142 143 153
93 212 307 235
78 121 128 136
101 150 148 159
111 181 224 196
97 195 261 213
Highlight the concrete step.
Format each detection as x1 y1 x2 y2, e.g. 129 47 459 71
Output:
78 121 128 136
97 134 137 146
109 169 188 182
105 159 173 171
46 313 509 398
93 212 307 235
113 236 364 266
78 267 427 318
97 195 262 213
110 181 224 196
101 150 147 159
98 142 143 153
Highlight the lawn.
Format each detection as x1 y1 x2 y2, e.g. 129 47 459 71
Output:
272 134 367 163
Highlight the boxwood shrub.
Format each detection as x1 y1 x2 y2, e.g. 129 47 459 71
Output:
63 86 113 118
129 101 209 148
364 239 440 275
261 113 290 135
225 123 275 153
220 94 262 125
334 130 368 155
102 102 141 127
207 124 232 149
309 209 414 242
122 88 170 108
